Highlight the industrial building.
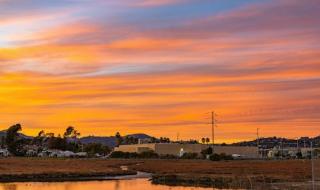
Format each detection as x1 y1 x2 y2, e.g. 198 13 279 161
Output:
114 143 259 158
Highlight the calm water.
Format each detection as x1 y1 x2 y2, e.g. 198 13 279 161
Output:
0 179 211 190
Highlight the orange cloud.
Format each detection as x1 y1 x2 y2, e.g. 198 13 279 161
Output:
1 68 319 142
0 0 319 142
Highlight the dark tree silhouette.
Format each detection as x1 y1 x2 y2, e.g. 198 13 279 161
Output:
115 132 123 146
6 124 24 156
64 126 80 138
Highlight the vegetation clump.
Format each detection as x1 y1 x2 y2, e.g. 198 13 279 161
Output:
209 153 233 161
109 150 159 159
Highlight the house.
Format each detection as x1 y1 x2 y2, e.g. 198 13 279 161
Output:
24 145 40 157
38 150 76 158
0 149 9 157
267 147 319 159
114 143 259 158
76 152 88 158
59 151 75 158
38 150 51 157
26 149 38 157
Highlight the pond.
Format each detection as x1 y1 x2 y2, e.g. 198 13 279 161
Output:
0 179 212 190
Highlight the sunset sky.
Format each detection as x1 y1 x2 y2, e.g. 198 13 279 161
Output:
0 0 319 142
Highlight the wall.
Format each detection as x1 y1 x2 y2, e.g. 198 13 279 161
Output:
214 146 259 158
155 143 208 156
114 144 156 153
115 143 259 158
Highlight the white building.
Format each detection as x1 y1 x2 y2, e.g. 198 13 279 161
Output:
0 149 9 157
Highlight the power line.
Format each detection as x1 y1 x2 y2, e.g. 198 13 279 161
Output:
257 128 260 158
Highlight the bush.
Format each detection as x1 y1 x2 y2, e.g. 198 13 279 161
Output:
181 152 199 159
219 153 233 160
201 147 213 158
138 151 158 158
209 153 221 161
159 154 178 159
84 143 111 156
209 153 233 161
109 151 158 159
109 151 138 158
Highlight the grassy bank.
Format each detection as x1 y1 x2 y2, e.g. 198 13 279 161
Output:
0 158 138 182
129 159 316 189
0 158 317 189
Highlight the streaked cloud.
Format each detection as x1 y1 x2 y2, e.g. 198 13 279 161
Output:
0 0 319 141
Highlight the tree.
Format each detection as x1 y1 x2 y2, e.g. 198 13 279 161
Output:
47 136 67 150
0 136 6 148
159 137 170 143
296 151 303 159
38 130 45 138
64 126 80 138
123 136 138 145
33 130 45 146
201 147 213 158
205 138 210 144
6 124 24 156
84 143 111 156
46 133 55 138
201 138 206 144
115 132 123 146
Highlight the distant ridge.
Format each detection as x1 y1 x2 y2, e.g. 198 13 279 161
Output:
0 130 33 140
126 133 152 139
79 136 117 147
0 130 153 147
80 133 153 147
232 136 320 148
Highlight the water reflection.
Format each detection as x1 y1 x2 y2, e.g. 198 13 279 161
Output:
0 179 210 190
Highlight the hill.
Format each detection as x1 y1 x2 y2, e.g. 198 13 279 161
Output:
232 136 320 148
0 130 33 140
79 133 153 148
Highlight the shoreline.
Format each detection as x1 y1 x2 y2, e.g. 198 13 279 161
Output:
0 171 138 183
0 171 315 190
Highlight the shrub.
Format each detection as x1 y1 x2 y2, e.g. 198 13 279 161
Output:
219 153 233 160
159 154 178 159
109 151 158 159
138 151 158 158
209 153 221 161
181 152 199 159
84 143 111 156
209 153 233 161
109 151 138 158
201 147 213 158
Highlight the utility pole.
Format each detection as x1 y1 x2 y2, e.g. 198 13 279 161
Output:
211 111 217 154
257 128 260 158
311 141 315 190
280 139 283 159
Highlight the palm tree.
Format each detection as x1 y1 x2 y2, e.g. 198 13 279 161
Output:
201 138 206 144
115 132 123 146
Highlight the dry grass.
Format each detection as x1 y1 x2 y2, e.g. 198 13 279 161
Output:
0 158 317 183
130 159 315 182
0 158 139 175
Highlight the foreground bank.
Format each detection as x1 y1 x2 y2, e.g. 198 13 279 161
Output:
131 159 316 189
0 158 138 182
0 158 317 189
